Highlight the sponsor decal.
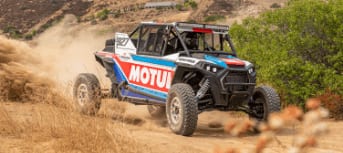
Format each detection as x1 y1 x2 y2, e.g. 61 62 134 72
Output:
129 65 172 91
116 37 130 47
113 55 174 93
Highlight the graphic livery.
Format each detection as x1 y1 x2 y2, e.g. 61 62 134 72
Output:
83 22 281 136
112 55 175 95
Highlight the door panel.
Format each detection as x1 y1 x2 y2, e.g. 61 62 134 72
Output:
112 54 176 101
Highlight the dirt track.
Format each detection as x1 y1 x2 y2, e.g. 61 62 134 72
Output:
1 100 342 153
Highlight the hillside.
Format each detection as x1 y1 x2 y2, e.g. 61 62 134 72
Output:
0 0 288 38
0 0 91 34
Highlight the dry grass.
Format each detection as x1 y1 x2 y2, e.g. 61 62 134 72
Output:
0 105 22 137
317 90 343 120
217 98 329 153
98 99 146 126
0 102 152 153
0 35 152 153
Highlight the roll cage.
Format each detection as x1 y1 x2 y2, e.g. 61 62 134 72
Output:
129 22 237 57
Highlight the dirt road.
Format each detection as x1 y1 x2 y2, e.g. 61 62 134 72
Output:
1 100 342 153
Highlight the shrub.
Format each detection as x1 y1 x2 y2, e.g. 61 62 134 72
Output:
40 17 62 32
184 0 198 9
270 3 281 8
204 15 225 22
3 26 22 39
176 4 183 11
96 9 110 21
229 0 343 108
113 10 121 18
24 30 37 40
187 19 197 23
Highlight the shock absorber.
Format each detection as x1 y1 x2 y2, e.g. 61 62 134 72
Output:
196 78 210 100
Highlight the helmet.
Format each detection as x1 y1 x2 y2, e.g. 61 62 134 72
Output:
184 33 198 50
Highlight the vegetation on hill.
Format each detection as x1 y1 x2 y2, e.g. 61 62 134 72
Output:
229 0 343 111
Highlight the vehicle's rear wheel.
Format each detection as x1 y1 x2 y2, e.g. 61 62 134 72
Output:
147 105 166 118
249 86 281 130
73 73 101 115
166 83 198 136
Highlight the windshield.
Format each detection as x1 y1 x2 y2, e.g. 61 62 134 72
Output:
180 32 235 54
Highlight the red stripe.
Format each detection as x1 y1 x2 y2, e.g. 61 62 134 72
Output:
221 58 245 66
192 28 213 33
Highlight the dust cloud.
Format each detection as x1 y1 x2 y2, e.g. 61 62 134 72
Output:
0 34 48 102
33 14 113 92
0 15 114 102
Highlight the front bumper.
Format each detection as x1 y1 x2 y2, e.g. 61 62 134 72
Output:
206 67 256 107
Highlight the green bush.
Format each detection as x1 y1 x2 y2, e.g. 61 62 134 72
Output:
3 26 22 39
187 19 197 23
96 9 110 21
204 15 225 22
24 30 37 40
184 0 197 9
176 4 183 11
229 0 343 108
270 3 281 8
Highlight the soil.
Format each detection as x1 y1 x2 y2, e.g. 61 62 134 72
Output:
0 0 91 34
0 101 342 153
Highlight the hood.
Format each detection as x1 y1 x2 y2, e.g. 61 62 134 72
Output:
204 54 252 69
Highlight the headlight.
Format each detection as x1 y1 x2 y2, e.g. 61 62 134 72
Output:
248 67 255 74
198 62 223 73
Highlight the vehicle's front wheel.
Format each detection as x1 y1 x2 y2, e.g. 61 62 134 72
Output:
166 83 198 136
249 86 281 122
73 73 101 115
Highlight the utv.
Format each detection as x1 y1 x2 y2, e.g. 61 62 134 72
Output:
73 22 281 136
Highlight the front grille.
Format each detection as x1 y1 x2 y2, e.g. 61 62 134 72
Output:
228 65 245 69
226 71 249 91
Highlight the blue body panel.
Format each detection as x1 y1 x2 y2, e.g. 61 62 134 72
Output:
131 55 176 68
113 61 127 83
128 84 167 99
204 55 228 68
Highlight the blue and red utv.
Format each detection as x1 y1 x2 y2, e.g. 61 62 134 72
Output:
73 22 281 136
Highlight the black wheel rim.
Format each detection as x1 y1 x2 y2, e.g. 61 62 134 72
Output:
252 97 265 120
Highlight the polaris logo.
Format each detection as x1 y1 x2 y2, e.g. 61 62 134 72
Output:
129 65 172 89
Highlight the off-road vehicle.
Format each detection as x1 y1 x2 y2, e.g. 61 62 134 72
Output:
73 22 281 136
